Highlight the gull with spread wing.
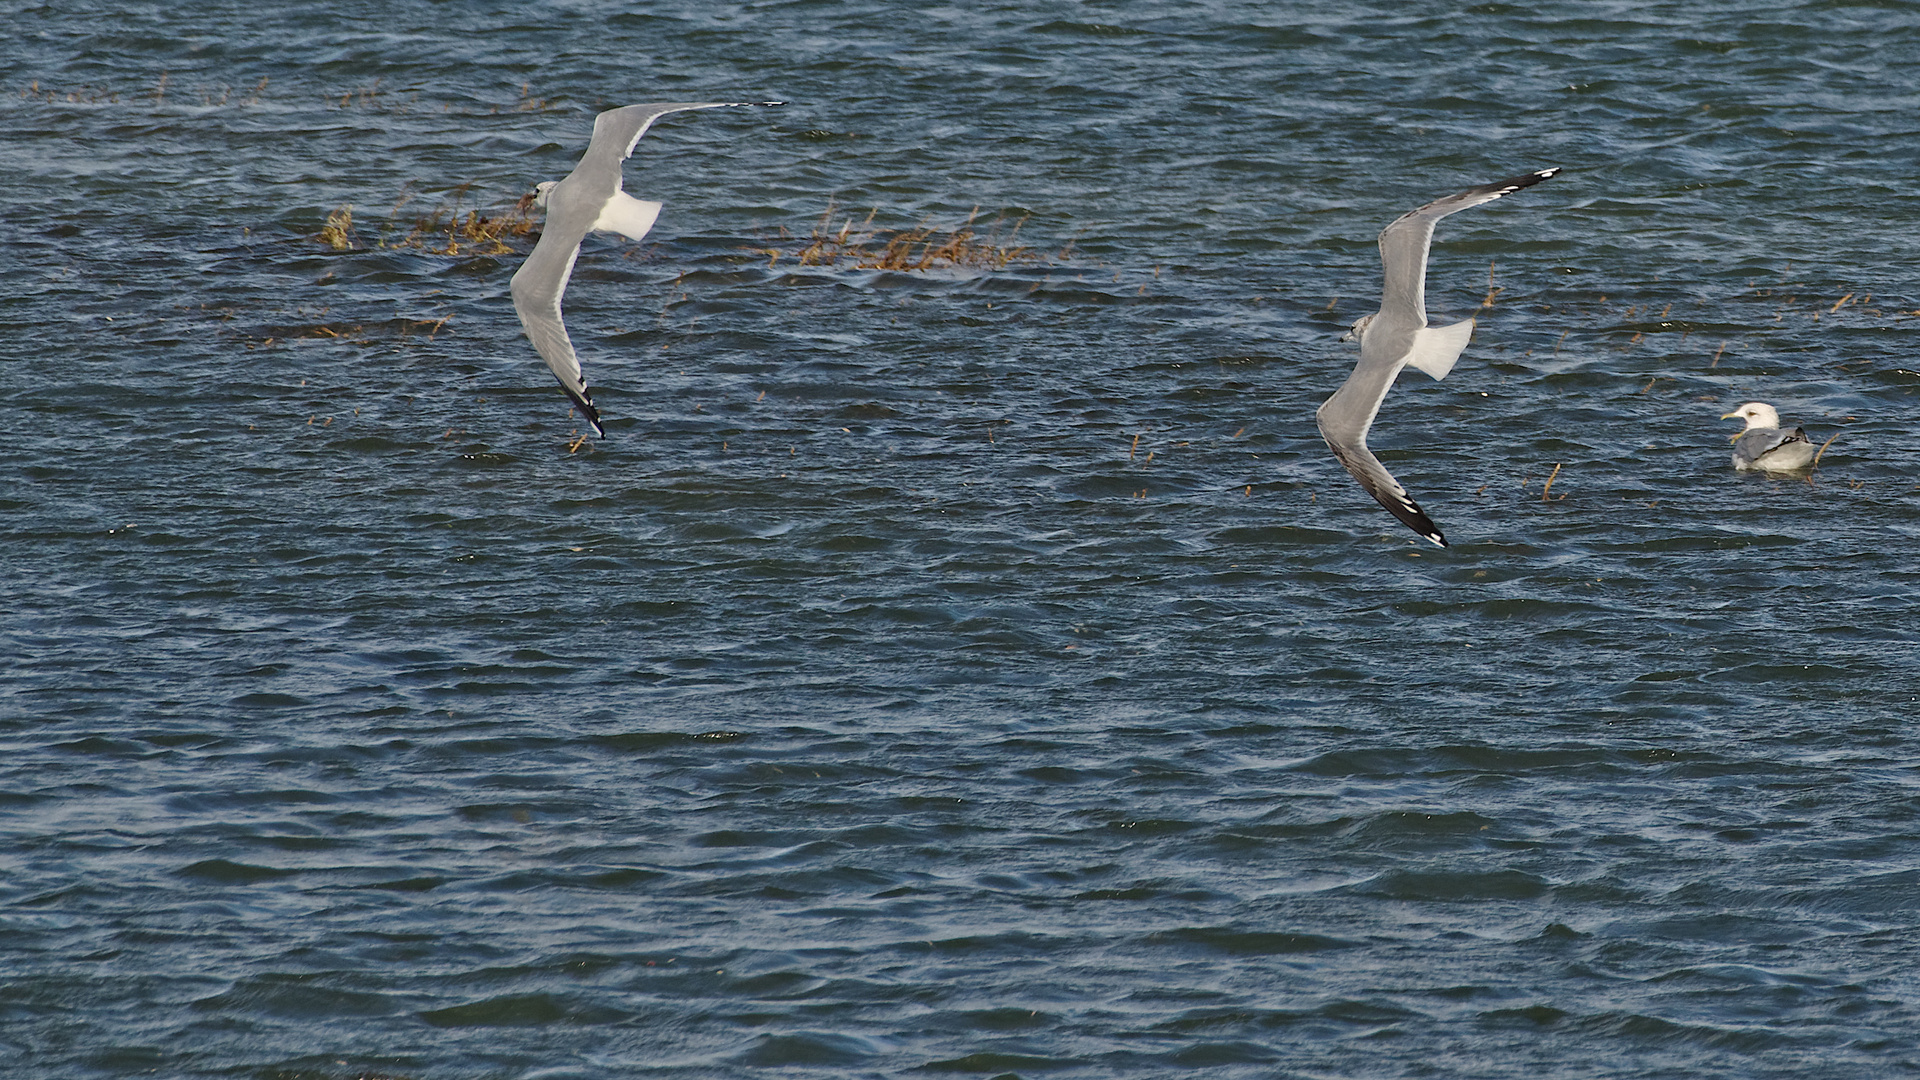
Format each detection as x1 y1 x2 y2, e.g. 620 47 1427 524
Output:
1316 167 1561 546
511 101 781 436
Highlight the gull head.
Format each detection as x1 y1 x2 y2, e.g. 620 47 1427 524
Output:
531 181 559 209
1341 313 1376 344
1720 401 1781 440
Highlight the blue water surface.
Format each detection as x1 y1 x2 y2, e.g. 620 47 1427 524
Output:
3 2 1919 1077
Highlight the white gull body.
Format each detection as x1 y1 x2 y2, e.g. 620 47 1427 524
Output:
510 101 780 435
1721 401 1816 471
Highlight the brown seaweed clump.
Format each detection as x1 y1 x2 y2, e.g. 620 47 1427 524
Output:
756 203 1069 272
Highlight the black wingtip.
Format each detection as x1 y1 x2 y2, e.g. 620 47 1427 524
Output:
1398 504 1448 548
1364 492 1448 547
565 387 606 438
1379 489 1448 548
1494 166 1562 195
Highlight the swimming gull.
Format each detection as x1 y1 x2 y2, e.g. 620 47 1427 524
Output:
511 101 781 435
1316 167 1561 546
1721 401 1816 471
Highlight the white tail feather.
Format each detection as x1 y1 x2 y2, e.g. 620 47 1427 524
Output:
1405 318 1473 380
592 191 663 243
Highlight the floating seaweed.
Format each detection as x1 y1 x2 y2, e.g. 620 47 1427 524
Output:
754 202 1070 272
313 184 539 256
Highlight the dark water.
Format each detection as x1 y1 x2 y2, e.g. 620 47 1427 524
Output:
5 2 1920 1077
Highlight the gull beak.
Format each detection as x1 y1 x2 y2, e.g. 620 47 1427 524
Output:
1728 432 1743 443
1719 410 1741 421
1339 328 1356 342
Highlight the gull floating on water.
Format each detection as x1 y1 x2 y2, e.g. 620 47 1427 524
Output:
1316 167 1561 547
511 101 781 436
1721 401 1816 471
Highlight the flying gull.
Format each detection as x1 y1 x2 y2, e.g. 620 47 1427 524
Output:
1316 167 1561 547
1721 401 1816 471
511 100 781 435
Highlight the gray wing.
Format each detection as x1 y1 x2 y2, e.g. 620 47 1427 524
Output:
1377 167 1562 323
1315 348 1448 547
509 217 602 436
583 101 785 169
1734 426 1812 466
